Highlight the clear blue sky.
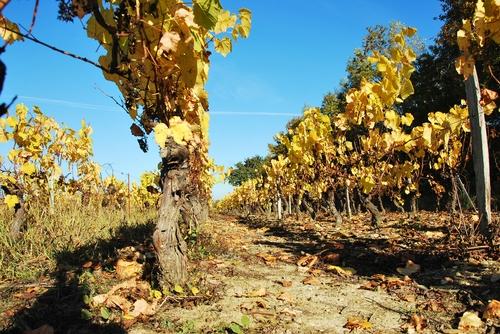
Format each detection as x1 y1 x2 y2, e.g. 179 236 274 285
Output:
1 0 443 199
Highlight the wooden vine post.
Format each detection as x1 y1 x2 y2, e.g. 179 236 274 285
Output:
464 66 491 238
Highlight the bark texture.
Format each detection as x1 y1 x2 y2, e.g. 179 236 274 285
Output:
153 139 189 286
327 188 342 225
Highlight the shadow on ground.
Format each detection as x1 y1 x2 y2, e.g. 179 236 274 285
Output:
237 214 499 304
3 221 155 334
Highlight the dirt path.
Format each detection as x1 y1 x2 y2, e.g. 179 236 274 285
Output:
139 214 492 333
3 213 496 333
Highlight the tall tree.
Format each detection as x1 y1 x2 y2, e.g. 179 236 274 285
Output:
403 0 500 124
227 155 266 187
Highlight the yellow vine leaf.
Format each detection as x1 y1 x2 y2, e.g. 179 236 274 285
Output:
401 113 414 126
360 175 376 194
214 10 237 34
400 78 414 100
154 117 193 148
20 162 36 176
0 17 24 44
6 117 17 128
214 37 232 57
422 124 433 147
237 9 252 38
154 123 169 149
4 194 19 209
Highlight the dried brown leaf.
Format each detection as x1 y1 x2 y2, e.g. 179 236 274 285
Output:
326 265 356 277
246 287 267 297
410 314 427 332
129 298 156 318
302 275 320 285
277 291 294 303
322 253 341 265
107 295 132 311
278 280 292 287
297 255 318 267
116 259 143 280
344 316 372 330
483 299 500 321
396 260 421 276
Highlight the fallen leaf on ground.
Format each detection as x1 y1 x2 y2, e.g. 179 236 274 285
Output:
401 293 417 303
458 311 483 331
397 260 421 276
256 252 277 264
424 231 445 239
246 287 267 297
115 259 143 279
277 291 294 303
14 287 44 300
92 294 108 305
483 299 500 321
326 265 356 277
302 275 321 285
255 299 269 309
360 280 378 290
308 269 322 276
191 286 200 295
409 314 427 332
173 284 184 294
129 298 156 317
240 301 254 311
278 280 292 287
322 253 341 265
107 295 133 311
92 279 137 306
82 261 93 268
297 255 318 268
424 299 442 312
344 316 372 330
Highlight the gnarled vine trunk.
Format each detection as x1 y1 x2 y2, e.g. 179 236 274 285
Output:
10 202 26 240
153 140 189 286
2 185 26 240
327 188 342 225
357 189 382 227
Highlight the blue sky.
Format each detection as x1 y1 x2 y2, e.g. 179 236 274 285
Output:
1 0 443 199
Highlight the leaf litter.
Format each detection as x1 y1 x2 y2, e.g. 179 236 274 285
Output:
1 211 498 333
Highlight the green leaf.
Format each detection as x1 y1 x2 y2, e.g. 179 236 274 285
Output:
173 284 184 294
81 309 93 320
240 314 251 328
83 294 91 305
214 37 232 57
150 289 162 299
191 286 200 295
229 323 243 334
100 306 111 320
193 0 222 30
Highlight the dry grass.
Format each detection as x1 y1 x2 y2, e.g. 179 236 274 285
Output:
0 200 157 282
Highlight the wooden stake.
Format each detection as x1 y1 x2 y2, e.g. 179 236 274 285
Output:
127 173 131 220
465 66 491 237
